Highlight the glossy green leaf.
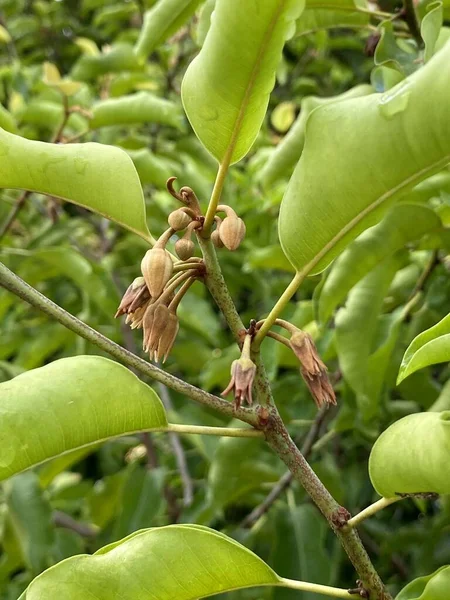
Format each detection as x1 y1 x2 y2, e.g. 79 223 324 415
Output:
279 40 450 275
208 432 280 508
375 21 418 77
0 103 18 133
260 85 372 186
335 256 401 419
127 148 175 188
369 411 450 496
422 1 444 62
396 566 450 600
91 92 183 130
182 0 305 164
398 312 450 383
134 0 204 61
318 204 441 323
21 525 279 599
196 0 215 45
296 0 369 36
71 44 142 81
0 128 151 241
0 356 167 481
6 473 55 574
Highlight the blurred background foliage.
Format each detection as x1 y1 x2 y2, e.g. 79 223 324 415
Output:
0 0 450 598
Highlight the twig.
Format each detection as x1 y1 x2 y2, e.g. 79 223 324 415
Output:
0 191 31 242
403 0 424 47
53 510 97 538
157 383 194 508
408 250 438 301
0 262 260 427
242 405 330 528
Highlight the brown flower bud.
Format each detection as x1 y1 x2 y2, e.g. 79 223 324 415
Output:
168 208 191 231
219 215 246 251
146 304 171 359
175 238 195 261
301 368 336 409
141 248 173 299
115 277 150 318
289 330 336 408
221 334 256 408
142 303 159 351
155 311 179 362
211 228 224 248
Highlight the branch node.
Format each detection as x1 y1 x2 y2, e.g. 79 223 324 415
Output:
331 506 351 529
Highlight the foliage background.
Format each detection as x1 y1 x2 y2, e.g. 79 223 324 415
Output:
0 0 450 598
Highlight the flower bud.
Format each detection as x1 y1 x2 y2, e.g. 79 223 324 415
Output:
142 303 159 351
219 215 246 251
141 248 173 299
115 277 150 318
168 208 191 231
211 228 224 248
125 305 147 329
156 311 179 362
221 334 256 408
289 330 336 408
175 238 195 261
146 304 171 360
221 357 256 409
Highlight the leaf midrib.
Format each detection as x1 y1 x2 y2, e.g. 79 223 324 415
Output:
299 154 450 277
221 0 288 166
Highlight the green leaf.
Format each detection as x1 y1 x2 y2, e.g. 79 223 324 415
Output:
181 0 305 164
208 431 280 508
90 92 183 130
0 356 167 481
260 85 372 186
21 525 279 599
71 44 142 81
271 101 297 133
6 473 54 574
318 204 441 323
0 128 151 242
375 21 418 77
396 566 450 600
279 40 450 275
421 1 444 62
296 0 369 36
134 0 204 61
335 256 402 419
369 411 450 496
397 312 450 383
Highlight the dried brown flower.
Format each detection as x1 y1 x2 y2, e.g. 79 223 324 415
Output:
289 330 336 408
115 277 150 318
221 335 256 408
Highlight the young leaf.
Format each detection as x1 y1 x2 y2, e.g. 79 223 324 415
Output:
422 1 444 62
279 40 450 275
296 0 369 36
369 411 450 496
0 128 152 242
134 0 204 61
318 204 441 323
181 0 305 164
6 473 55 574
90 92 183 130
335 256 402 420
397 312 450 383
260 85 372 186
396 565 450 600
21 525 279 598
71 44 142 81
0 356 167 481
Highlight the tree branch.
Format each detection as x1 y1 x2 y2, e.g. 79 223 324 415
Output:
403 0 423 48
0 191 31 242
0 262 259 428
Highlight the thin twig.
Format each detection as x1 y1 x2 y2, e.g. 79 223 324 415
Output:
0 191 31 241
53 510 97 538
403 0 424 47
242 405 330 528
157 382 194 508
0 262 259 427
